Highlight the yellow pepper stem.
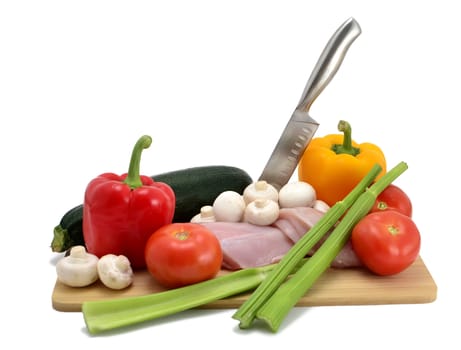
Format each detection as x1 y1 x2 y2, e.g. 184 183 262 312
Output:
331 120 360 156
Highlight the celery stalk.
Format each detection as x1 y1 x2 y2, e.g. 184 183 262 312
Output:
232 163 383 329
82 259 306 334
255 161 408 332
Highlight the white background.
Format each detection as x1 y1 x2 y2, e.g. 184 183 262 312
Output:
1 1 459 349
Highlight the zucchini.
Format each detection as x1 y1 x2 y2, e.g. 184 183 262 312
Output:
51 204 85 253
156 165 253 222
51 165 253 252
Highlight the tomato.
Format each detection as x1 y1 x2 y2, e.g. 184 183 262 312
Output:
370 184 412 217
145 223 223 288
351 211 421 276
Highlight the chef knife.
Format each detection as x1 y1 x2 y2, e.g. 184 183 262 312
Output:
259 17 362 190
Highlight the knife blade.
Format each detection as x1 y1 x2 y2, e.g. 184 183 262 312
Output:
259 17 362 190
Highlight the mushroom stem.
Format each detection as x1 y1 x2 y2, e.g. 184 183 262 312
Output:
243 181 279 204
56 245 99 287
243 199 280 226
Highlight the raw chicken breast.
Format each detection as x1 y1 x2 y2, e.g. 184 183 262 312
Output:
201 222 292 270
201 207 362 270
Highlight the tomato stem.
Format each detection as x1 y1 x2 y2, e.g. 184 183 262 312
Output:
175 231 190 240
387 225 400 236
377 201 388 210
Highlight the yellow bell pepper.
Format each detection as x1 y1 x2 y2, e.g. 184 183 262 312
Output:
298 120 386 206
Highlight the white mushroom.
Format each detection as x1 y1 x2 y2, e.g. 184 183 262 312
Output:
278 181 317 208
191 205 216 223
313 199 330 213
56 245 99 287
213 190 246 222
243 199 280 226
97 254 134 290
243 180 279 204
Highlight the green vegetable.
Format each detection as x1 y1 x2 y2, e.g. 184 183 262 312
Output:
51 204 84 252
245 161 409 332
162 165 252 222
232 162 383 329
82 259 306 334
51 165 253 252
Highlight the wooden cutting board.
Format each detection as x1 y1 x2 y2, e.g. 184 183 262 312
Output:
52 256 437 312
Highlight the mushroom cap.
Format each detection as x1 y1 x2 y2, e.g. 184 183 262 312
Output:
243 181 279 204
97 254 134 290
243 199 280 226
191 205 216 223
56 245 99 287
279 181 317 208
213 191 246 222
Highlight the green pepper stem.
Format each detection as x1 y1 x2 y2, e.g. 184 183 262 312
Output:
331 120 360 156
124 135 152 189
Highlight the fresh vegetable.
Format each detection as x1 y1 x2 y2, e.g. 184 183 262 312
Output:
234 162 408 331
298 120 387 206
370 184 412 217
83 135 176 269
278 181 316 208
212 190 246 222
51 204 84 252
313 199 330 213
190 205 216 223
250 162 408 332
145 223 223 288
233 162 384 329
82 258 308 334
56 245 99 287
51 165 252 253
243 199 280 226
82 163 400 335
351 211 420 276
158 165 253 222
243 180 279 204
97 254 134 290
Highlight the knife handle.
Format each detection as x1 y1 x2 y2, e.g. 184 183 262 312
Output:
297 17 361 112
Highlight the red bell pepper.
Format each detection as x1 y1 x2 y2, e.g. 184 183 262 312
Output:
83 135 175 269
